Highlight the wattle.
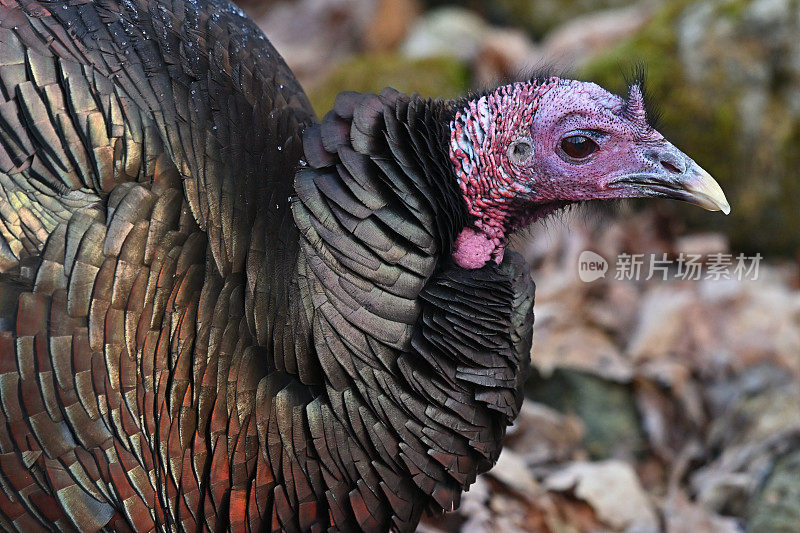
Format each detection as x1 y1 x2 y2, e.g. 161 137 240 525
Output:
453 227 503 268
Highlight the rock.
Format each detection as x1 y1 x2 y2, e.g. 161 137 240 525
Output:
544 460 659 531
541 4 654 70
474 28 539 87
526 369 647 459
747 450 800 533
363 0 421 52
420 0 642 41
401 7 489 62
401 5 541 87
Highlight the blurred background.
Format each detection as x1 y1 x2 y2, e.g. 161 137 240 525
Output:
237 0 799 531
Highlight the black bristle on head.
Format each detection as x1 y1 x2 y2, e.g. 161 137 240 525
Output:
522 61 563 86
456 62 564 107
622 62 662 131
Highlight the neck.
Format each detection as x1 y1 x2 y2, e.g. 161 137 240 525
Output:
284 89 532 528
448 79 560 268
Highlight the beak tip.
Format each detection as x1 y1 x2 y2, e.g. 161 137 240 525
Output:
686 164 730 216
709 197 731 215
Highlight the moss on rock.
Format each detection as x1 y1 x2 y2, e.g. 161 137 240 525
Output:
580 0 800 256
526 369 648 460
307 53 469 117
748 450 800 532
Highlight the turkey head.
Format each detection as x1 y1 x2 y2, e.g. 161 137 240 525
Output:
449 78 730 268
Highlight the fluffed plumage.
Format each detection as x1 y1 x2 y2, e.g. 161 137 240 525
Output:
0 1 538 530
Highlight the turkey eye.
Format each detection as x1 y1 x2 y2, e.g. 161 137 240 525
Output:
560 135 598 160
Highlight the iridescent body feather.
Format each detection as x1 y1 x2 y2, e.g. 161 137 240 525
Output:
0 0 729 531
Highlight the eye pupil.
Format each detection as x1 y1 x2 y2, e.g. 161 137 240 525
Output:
561 135 598 159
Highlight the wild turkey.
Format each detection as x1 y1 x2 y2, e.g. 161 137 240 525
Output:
0 0 729 531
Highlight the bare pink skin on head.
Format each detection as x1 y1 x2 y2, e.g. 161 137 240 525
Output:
449 78 560 267
448 77 696 269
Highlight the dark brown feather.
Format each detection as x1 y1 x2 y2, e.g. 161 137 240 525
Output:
0 1 535 531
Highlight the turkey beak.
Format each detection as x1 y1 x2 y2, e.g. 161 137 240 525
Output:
677 163 730 214
610 148 731 214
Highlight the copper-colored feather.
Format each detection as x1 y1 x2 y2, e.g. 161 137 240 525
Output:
0 0 534 531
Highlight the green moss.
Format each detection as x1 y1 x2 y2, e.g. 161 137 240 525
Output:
526 369 648 460
717 0 749 21
581 0 800 256
307 54 470 117
748 451 800 533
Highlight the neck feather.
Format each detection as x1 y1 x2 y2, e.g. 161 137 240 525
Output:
448 79 559 267
287 89 532 527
